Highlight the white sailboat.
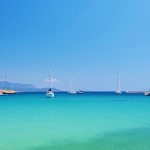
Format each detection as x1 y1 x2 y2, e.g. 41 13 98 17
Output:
144 91 150 96
2 75 16 94
77 81 83 94
116 72 122 94
46 65 54 98
68 78 76 94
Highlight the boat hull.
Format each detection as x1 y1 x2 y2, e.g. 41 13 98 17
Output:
116 91 122 94
68 91 77 94
2 90 16 94
144 92 150 96
77 91 83 94
46 92 54 98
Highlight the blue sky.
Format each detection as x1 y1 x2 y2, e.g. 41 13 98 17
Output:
0 0 150 91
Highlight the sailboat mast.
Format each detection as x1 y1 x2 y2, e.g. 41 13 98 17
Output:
50 65 52 89
78 79 80 91
70 78 73 92
4 75 6 90
12 83 13 90
46 65 54 97
118 72 121 92
78 84 80 91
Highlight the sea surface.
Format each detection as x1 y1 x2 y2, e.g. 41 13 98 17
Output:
0 92 150 150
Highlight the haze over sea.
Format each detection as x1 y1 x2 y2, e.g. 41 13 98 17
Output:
0 92 150 150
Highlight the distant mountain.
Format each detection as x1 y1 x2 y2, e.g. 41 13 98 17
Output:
0 81 61 92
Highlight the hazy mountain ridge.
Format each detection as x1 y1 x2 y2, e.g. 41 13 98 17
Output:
0 81 61 92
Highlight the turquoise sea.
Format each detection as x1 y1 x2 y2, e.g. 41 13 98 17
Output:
0 92 150 150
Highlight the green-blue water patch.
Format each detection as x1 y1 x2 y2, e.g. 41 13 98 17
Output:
0 92 150 150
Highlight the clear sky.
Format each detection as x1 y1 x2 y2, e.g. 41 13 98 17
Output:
0 0 150 91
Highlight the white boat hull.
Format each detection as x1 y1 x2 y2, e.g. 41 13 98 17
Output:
116 91 122 94
144 92 150 96
77 91 83 94
46 92 54 98
68 91 77 94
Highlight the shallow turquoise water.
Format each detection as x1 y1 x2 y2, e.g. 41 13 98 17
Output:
0 92 150 150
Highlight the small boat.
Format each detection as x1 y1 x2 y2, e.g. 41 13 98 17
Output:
116 90 121 94
1 76 17 94
68 91 77 94
46 65 54 98
46 88 54 98
116 72 122 94
77 90 83 94
77 82 83 94
68 78 77 94
144 91 150 96
2 90 16 94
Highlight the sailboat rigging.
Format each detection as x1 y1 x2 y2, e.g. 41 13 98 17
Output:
46 65 54 98
116 72 122 94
